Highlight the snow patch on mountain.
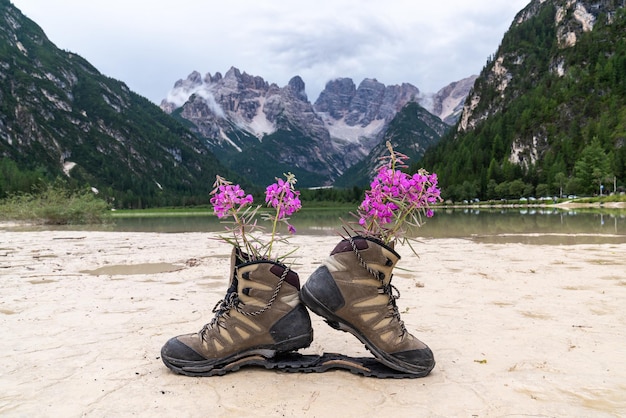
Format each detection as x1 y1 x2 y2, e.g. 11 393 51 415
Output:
318 112 386 144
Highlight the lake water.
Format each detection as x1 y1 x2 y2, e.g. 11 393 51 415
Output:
82 207 626 245
6 207 625 244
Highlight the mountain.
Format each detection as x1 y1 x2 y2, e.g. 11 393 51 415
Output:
313 77 422 161
161 68 338 186
422 0 626 201
427 75 478 125
0 0 232 207
334 102 450 187
160 69 462 187
1 0 473 205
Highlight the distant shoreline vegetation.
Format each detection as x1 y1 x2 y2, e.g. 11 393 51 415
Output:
0 183 111 225
2 188 625 226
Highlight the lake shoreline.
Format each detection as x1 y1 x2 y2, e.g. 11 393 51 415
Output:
440 200 626 210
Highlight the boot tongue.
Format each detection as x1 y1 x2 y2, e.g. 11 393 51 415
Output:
270 263 300 290
230 248 251 281
225 275 239 295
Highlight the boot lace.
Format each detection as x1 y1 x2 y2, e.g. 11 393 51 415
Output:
379 282 407 336
199 267 290 340
200 291 238 338
349 236 408 337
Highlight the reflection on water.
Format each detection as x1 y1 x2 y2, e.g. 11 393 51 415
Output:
115 207 626 244
9 207 626 245
108 209 353 235
418 208 626 241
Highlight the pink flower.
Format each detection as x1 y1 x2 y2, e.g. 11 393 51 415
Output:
210 173 302 262
356 142 441 244
210 183 253 218
265 177 301 219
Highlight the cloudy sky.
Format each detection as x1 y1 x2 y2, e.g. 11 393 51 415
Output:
12 0 530 104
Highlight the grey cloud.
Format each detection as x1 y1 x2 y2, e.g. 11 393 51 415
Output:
261 19 398 70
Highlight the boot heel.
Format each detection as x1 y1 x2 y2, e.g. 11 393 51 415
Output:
301 266 345 312
301 280 346 332
300 281 332 319
270 304 313 351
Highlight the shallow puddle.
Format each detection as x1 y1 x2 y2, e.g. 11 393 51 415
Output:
0 308 18 315
81 262 183 276
28 279 58 285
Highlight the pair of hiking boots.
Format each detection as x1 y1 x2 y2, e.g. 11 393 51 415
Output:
161 236 435 377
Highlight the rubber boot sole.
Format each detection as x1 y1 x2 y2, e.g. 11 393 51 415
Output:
162 351 426 378
161 332 313 375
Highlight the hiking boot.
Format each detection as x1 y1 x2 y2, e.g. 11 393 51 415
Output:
161 257 313 376
300 235 435 376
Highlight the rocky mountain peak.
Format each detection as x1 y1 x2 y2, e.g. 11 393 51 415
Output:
160 68 470 186
313 78 357 119
428 75 478 125
286 75 307 101
222 66 269 91
343 78 386 126
314 78 420 128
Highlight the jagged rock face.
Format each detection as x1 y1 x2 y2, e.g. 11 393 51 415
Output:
313 78 422 163
161 67 340 184
313 78 356 119
173 68 277 146
343 78 387 126
314 75 473 132
314 78 420 127
160 69 435 186
379 83 423 121
334 102 451 187
265 75 329 140
162 68 325 140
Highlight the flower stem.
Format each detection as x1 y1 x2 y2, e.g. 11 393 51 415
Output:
232 210 252 259
267 189 283 259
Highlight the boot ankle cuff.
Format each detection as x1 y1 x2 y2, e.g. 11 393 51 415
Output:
237 260 301 290
331 235 401 259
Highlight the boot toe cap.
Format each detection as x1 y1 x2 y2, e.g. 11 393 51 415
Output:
391 346 436 375
161 336 207 363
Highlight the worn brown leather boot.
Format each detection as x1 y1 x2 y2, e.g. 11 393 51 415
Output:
162 258 313 376
300 235 435 376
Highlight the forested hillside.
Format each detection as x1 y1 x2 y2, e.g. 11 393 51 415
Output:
1 0 233 208
422 1 626 201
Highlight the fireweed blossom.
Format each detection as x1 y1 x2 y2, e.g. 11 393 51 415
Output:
209 173 302 262
356 142 441 246
210 183 253 219
265 176 302 219
264 173 302 258
209 176 258 258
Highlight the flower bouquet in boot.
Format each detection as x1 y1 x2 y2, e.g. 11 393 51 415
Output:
301 142 441 377
161 173 314 376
